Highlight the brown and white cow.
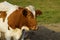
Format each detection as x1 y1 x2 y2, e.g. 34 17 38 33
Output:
0 1 38 40
8 7 37 30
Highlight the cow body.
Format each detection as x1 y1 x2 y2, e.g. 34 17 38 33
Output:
0 1 22 40
0 1 37 40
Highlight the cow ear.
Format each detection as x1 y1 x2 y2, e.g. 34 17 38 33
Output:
22 9 27 17
35 10 42 17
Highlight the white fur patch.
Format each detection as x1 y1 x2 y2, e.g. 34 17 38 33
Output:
25 5 35 18
5 27 22 40
0 1 18 20
21 26 29 31
0 18 8 32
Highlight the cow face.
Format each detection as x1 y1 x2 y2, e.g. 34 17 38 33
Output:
8 7 38 31
22 9 38 30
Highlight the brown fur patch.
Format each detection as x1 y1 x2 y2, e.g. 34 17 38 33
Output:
0 11 7 22
8 7 37 30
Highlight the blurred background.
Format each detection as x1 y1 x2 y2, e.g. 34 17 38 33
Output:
0 0 60 32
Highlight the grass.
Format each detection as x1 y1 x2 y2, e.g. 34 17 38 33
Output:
0 0 60 24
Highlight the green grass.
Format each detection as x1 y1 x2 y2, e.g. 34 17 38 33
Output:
0 0 60 24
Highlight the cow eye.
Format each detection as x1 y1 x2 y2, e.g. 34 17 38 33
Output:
23 9 27 17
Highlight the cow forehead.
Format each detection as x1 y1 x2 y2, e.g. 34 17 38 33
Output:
25 5 35 18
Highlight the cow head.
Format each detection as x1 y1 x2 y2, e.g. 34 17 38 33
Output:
22 8 38 31
8 7 38 31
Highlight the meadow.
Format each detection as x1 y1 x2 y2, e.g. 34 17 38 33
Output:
0 0 60 24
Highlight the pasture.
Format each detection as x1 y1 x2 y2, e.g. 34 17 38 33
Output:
0 0 59 32
0 0 60 24
0 0 60 40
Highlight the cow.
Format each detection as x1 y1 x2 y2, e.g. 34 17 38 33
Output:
0 1 38 40
7 7 37 40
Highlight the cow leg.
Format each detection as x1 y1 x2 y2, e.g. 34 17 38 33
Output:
5 36 11 40
13 33 22 40
5 31 11 40
5 34 11 40
0 32 5 40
